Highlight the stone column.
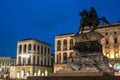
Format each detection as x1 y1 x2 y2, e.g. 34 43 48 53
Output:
46 48 48 66
67 39 70 50
109 36 114 58
61 52 63 63
31 44 34 65
43 57 45 65
55 40 57 52
26 44 28 65
61 40 63 51
31 55 33 65
16 43 19 64
49 56 51 66
55 53 57 64
39 56 41 65
118 35 120 58
21 44 24 65
16 56 18 65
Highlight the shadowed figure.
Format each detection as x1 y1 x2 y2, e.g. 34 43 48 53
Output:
77 7 109 34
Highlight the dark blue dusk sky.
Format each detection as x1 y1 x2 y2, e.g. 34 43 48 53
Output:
0 0 120 57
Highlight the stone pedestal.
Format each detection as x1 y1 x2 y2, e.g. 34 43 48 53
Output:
56 32 114 73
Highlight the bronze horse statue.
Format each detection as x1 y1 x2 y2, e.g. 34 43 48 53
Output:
78 7 109 34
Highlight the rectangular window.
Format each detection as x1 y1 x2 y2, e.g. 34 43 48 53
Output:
114 38 118 44
48 48 50 55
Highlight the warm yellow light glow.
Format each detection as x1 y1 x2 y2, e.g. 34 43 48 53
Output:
21 54 30 58
111 55 114 59
106 54 110 58
38 70 41 76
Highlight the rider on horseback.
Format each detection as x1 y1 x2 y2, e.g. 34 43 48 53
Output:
77 7 109 34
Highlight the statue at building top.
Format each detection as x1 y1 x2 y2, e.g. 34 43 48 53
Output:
78 7 110 34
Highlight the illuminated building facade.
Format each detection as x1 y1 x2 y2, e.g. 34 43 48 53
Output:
0 57 16 78
10 39 52 78
54 22 120 73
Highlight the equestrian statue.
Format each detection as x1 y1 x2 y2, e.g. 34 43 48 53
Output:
78 7 109 34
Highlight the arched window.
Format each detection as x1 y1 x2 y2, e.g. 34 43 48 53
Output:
45 69 48 76
21 69 25 78
70 39 74 50
57 40 61 51
28 44 32 51
38 69 41 76
34 44 36 51
63 40 67 50
23 44 27 53
19 45 22 53
37 56 39 65
58 53 61 64
37 45 40 54
63 52 67 63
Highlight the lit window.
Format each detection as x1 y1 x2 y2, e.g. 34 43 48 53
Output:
41 72 44 76
27 71 30 76
45 69 48 76
106 53 110 58
115 53 119 58
38 70 41 76
17 72 20 78
34 72 37 76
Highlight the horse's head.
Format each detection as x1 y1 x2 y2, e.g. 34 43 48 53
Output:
79 10 88 17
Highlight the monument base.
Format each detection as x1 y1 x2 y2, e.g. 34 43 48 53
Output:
49 72 115 76
27 72 118 80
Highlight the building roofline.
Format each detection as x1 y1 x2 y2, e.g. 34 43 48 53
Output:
97 22 120 29
56 33 75 37
18 38 51 46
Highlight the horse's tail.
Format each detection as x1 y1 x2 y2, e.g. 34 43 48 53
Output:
99 17 110 24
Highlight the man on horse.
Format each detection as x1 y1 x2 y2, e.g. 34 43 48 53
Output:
77 7 109 34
